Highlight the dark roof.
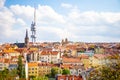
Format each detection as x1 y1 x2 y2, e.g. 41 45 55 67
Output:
14 43 25 48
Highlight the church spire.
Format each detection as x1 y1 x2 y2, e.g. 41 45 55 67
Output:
25 29 28 39
25 29 29 48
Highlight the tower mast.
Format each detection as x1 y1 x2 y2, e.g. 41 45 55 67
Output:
31 6 36 43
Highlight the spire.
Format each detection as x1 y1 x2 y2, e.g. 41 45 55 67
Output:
25 29 28 38
25 29 29 48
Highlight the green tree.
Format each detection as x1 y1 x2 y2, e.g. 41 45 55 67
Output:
0 68 19 80
17 55 25 78
62 69 70 75
33 76 48 80
88 54 120 80
0 68 9 80
51 67 62 77
9 69 18 76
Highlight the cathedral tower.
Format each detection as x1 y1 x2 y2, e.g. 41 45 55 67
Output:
25 29 29 47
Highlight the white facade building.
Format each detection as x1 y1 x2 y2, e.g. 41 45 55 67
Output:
39 50 60 63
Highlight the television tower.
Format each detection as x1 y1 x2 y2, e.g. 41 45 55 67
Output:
31 7 36 43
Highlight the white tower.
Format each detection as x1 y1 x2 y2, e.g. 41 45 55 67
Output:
31 7 36 43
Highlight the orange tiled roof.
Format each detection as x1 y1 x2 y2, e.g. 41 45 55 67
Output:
57 75 83 80
28 62 38 67
0 53 3 56
0 58 10 63
0 58 4 62
93 54 110 59
4 59 10 63
3 49 18 53
15 48 27 53
66 45 77 50
62 57 81 63
60 64 73 69
38 62 52 66
40 50 58 55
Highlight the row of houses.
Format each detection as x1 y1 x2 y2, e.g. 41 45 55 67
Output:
0 48 113 71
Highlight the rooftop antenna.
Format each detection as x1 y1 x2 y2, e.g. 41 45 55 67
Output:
31 5 36 43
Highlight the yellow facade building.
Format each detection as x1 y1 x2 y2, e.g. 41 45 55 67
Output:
28 62 39 77
38 63 52 76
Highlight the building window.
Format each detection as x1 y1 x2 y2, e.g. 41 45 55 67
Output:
79 69 81 72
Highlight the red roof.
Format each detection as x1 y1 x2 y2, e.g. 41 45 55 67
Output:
93 54 110 59
62 57 81 63
57 75 83 80
40 50 58 55
60 64 73 69
66 45 77 50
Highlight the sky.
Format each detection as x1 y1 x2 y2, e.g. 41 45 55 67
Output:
0 0 120 43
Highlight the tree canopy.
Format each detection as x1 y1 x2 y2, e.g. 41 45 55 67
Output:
51 67 62 78
33 76 48 80
17 55 25 78
88 54 120 80
62 69 70 75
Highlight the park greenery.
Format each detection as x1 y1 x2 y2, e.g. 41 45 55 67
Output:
88 54 120 80
33 76 48 80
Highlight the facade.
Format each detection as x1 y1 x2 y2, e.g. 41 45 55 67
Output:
60 63 85 75
0 58 10 71
28 62 39 77
39 50 60 63
0 58 5 71
38 62 52 76
28 62 59 77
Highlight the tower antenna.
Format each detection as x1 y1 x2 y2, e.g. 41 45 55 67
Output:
31 5 36 43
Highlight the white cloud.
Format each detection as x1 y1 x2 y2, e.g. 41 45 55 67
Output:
61 3 72 8
101 12 120 23
16 18 26 26
0 0 5 8
10 5 34 21
0 8 15 36
0 3 120 43
37 5 65 24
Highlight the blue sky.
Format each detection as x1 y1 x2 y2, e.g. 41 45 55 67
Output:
0 0 120 43
5 0 120 12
